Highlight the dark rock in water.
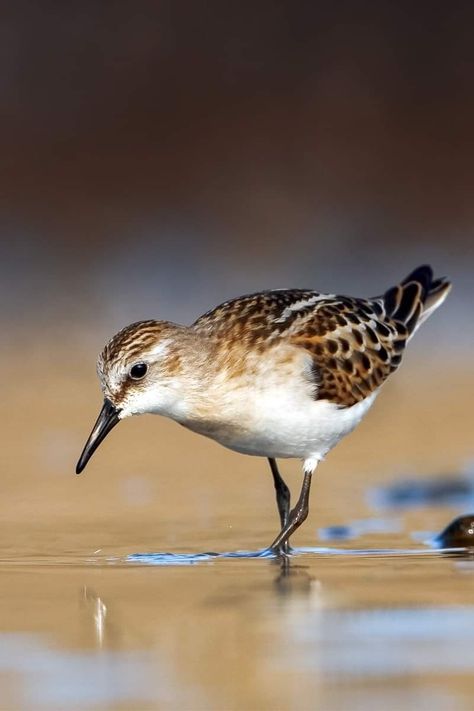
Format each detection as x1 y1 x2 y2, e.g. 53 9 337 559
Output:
434 514 474 548
369 476 474 510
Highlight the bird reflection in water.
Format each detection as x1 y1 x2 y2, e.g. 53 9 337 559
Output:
273 556 319 601
81 587 108 647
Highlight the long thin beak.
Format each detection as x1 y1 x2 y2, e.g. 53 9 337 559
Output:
76 399 121 474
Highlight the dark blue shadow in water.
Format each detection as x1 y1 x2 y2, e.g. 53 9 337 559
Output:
318 517 402 542
368 474 474 510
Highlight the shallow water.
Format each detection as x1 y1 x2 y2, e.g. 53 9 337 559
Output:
0 523 473 711
1 360 474 708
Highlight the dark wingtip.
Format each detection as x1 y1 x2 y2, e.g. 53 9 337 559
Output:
401 264 433 296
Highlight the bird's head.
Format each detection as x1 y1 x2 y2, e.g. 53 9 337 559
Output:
76 319 198 474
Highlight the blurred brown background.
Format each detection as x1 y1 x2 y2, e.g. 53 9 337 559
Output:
1 1 473 546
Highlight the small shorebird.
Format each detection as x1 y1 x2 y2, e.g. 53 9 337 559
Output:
76 265 450 553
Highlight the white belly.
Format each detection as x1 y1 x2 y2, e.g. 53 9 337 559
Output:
171 344 378 463
182 387 377 461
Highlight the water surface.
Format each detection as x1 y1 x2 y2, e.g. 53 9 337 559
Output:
0 522 473 711
1 363 473 709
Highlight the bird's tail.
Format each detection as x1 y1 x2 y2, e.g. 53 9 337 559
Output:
382 265 451 337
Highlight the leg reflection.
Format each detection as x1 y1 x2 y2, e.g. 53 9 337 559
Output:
81 587 108 647
272 556 316 598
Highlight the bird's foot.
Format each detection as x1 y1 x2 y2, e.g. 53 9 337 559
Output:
268 542 293 558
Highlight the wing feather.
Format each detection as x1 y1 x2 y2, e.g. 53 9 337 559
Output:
289 296 406 407
192 265 450 408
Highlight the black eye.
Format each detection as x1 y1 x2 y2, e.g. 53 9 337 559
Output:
129 362 148 380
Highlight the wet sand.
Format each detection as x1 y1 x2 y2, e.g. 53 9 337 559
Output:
1 351 473 709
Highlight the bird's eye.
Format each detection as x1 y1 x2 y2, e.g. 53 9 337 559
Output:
129 362 148 380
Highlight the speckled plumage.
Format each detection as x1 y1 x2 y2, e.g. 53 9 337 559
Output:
78 265 451 552
192 265 450 406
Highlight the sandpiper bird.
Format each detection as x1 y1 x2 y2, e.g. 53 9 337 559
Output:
76 265 450 553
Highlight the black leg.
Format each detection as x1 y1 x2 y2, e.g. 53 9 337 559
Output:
268 458 291 528
268 458 291 555
269 471 312 553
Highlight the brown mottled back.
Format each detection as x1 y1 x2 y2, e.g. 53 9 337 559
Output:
193 266 451 407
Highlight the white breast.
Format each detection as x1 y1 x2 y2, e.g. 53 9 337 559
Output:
200 389 377 460
179 346 378 462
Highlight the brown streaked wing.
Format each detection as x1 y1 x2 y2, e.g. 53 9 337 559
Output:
193 290 411 405
289 296 410 407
